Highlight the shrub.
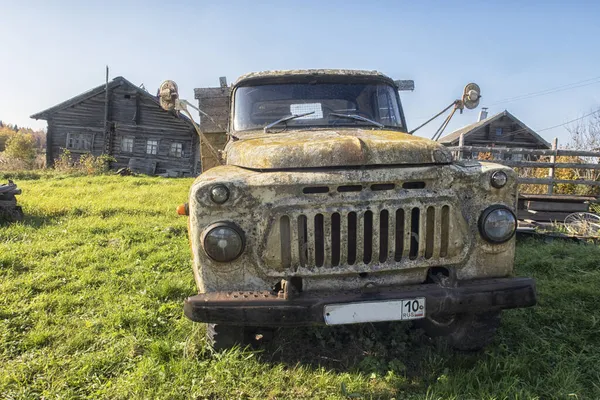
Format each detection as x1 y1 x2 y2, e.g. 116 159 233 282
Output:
4 134 37 167
54 150 115 175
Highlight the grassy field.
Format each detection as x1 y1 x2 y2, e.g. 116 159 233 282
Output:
1 174 599 399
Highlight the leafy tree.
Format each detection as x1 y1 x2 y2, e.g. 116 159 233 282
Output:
0 126 16 151
4 133 37 166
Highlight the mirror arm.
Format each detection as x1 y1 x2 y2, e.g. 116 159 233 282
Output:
409 100 459 135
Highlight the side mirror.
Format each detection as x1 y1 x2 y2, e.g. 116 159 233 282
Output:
462 83 481 110
158 80 179 111
394 80 415 91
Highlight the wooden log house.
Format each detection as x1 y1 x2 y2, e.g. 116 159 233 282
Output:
438 109 551 160
31 77 199 176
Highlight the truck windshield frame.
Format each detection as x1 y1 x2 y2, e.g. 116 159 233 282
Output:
232 81 406 133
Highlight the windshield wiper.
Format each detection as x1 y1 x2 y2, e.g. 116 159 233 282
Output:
329 113 384 128
264 111 315 133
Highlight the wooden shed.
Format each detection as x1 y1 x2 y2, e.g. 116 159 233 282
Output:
31 77 199 176
438 110 551 160
194 84 231 172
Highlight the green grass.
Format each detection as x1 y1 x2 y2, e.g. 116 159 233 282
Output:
1 175 600 399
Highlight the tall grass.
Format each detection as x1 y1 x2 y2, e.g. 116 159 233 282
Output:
1 175 599 399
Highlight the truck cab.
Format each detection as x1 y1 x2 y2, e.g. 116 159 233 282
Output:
183 69 536 350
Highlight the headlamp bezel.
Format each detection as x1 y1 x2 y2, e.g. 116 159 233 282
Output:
478 205 517 244
202 222 246 262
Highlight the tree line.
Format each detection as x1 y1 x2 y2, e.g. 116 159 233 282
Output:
0 120 46 169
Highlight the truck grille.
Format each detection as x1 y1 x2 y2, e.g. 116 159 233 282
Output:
277 205 451 270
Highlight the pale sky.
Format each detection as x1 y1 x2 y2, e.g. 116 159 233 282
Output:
1 0 599 145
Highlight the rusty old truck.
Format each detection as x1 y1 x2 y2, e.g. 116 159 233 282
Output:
181 69 536 351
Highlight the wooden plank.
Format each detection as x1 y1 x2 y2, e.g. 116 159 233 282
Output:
526 201 589 212
518 178 600 187
499 161 600 170
518 194 598 202
448 146 600 158
547 138 558 195
517 210 572 222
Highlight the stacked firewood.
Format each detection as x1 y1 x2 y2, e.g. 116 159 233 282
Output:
0 180 23 223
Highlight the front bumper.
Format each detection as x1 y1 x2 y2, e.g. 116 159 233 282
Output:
183 277 536 326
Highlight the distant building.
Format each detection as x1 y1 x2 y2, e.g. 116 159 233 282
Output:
437 109 551 160
31 77 199 176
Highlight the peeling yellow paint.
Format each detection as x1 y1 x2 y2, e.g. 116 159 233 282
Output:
226 129 452 169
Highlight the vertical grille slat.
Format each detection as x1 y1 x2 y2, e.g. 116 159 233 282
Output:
387 209 396 262
355 211 365 265
289 215 300 269
403 208 412 259
417 208 427 258
371 210 380 264
323 214 333 267
339 212 348 266
277 204 453 270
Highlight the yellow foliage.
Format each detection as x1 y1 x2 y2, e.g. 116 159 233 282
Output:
519 156 599 196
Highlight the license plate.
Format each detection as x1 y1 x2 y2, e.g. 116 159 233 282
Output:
323 298 425 325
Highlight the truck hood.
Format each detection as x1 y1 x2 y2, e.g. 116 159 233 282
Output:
225 129 452 169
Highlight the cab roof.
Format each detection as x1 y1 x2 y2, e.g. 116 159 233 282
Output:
233 69 396 87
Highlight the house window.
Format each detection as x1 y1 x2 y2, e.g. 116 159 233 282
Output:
121 137 134 153
512 153 524 161
146 140 159 155
170 142 183 158
66 133 92 151
496 127 503 136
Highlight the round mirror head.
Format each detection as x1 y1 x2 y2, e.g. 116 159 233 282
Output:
462 83 481 110
158 80 179 111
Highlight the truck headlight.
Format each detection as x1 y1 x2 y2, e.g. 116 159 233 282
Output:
210 185 230 204
490 171 508 188
203 223 245 262
479 206 516 243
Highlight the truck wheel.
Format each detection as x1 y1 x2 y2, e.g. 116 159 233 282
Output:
206 324 275 351
206 324 247 351
417 311 501 351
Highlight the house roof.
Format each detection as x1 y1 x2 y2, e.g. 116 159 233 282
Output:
437 110 551 148
30 77 194 128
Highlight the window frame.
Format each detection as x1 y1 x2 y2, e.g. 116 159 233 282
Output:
65 132 92 151
169 142 183 158
121 136 134 153
146 139 159 155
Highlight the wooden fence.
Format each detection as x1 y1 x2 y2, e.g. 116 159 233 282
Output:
448 135 600 197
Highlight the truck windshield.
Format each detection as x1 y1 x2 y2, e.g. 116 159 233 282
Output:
233 82 403 132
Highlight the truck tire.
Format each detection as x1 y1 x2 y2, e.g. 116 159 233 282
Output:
206 324 247 351
206 324 275 351
417 311 501 351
